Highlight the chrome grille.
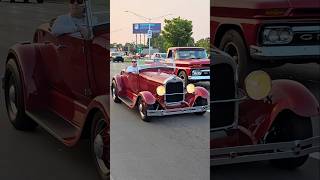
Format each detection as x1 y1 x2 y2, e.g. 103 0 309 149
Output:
165 80 184 103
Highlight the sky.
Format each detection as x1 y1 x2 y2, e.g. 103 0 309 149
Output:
110 0 210 44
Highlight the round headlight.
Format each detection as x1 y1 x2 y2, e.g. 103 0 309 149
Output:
186 84 195 94
279 30 293 42
267 30 279 42
156 85 166 96
245 70 271 100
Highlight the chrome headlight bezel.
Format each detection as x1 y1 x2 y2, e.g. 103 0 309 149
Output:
262 26 293 45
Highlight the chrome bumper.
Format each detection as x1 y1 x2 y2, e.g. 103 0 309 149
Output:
147 105 209 116
250 45 320 61
188 76 210 81
211 136 320 166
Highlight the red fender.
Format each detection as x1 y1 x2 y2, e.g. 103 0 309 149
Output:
253 80 320 141
195 86 209 99
112 75 124 94
186 86 209 106
6 43 48 111
138 91 156 105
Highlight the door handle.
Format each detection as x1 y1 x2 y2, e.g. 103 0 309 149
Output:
57 44 67 49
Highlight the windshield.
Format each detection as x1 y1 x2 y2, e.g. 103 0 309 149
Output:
160 53 166 58
175 49 207 60
137 60 175 74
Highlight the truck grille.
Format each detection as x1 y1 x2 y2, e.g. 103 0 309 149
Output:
211 64 236 129
165 81 184 103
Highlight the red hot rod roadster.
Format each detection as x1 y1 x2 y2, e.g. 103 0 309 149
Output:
211 49 320 169
111 61 209 122
2 0 110 179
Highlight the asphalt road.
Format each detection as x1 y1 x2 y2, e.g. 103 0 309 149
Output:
0 2 101 180
110 62 210 180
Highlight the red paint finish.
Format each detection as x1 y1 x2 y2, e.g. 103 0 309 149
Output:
113 65 209 111
6 20 110 147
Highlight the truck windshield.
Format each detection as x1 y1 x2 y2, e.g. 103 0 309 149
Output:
176 49 207 60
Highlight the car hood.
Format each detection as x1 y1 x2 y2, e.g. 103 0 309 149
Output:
139 71 175 84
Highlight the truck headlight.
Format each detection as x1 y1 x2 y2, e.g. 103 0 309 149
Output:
192 70 202 76
245 70 271 100
262 26 293 45
186 84 195 94
156 85 166 96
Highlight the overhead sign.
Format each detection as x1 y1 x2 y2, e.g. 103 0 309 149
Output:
133 23 161 34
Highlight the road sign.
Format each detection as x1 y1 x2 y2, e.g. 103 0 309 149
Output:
133 23 161 34
147 30 152 38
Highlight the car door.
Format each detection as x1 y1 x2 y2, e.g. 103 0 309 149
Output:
55 35 90 105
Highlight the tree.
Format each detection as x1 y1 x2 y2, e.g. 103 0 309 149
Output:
195 38 210 53
151 34 166 52
162 17 193 50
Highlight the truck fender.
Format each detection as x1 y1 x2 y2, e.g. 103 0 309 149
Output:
138 91 156 105
6 43 48 111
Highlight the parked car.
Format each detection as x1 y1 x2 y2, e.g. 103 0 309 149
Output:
110 52 124 62
111 61 209 122
211 0 320 82
210 48 320 169
164 47 210 85
2 1 109 179
151 52 166 61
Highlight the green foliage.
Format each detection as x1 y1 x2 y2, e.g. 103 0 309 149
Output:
162 17 193 49
195 38 210 53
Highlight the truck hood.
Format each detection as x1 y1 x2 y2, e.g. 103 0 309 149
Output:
175 59 210 68
213 0 320 18
213 0 319 9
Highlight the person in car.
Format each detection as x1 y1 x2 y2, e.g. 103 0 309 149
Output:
126 59 139 73
51 0 89 38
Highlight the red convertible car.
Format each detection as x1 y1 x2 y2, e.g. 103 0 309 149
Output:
2 1 109 179
211 49 320 169
111 62 209 122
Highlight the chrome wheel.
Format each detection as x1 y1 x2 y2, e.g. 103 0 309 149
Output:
138 102 146 119
111 84 116 101
93 118 110 177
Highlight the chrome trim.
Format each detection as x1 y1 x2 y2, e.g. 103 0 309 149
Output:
210 96 247 104
188 76 210 80
250 45 320 57
147 105 209 116
292 26 320 32
211 136 320 166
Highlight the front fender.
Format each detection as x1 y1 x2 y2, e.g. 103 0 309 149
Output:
252 80 320 141
6 43 48 111
195 86 209 99
138 91 156 105
112 74 123 94
270 80 320 118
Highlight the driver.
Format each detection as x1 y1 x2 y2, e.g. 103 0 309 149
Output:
51 0 89 38
126 59 139 73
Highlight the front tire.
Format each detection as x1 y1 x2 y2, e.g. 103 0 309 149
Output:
193 97 207 115
4 59 37 131
91 112 110 180
219 30 257 85
266 113 312 169
138 98 151 122
111 80 121 103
